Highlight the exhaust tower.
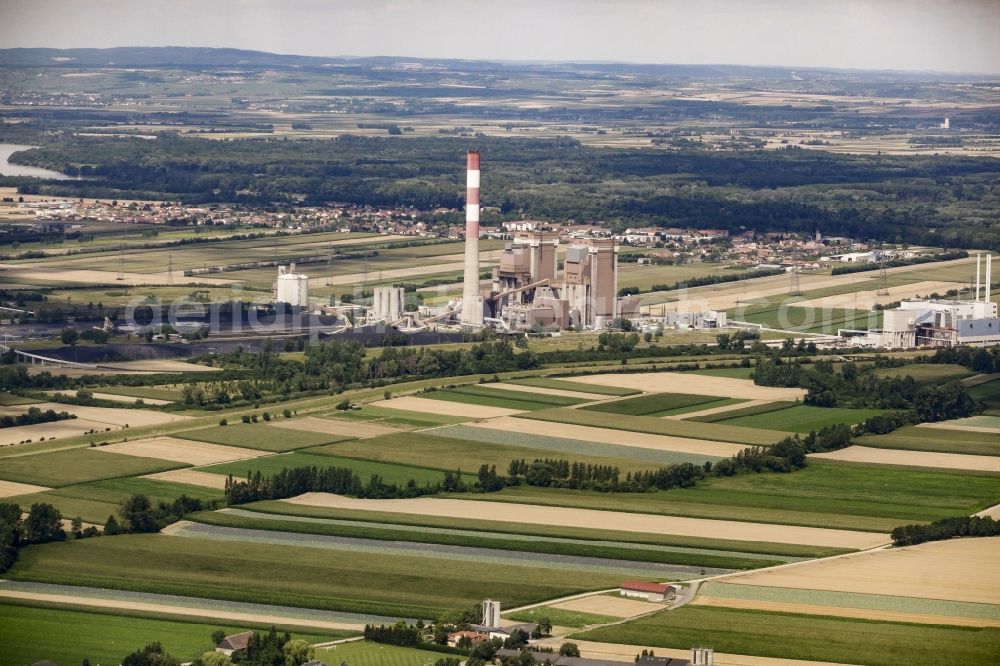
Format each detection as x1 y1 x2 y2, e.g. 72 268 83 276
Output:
462 150 484 327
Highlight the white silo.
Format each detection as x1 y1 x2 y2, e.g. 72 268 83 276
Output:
276 262 309 307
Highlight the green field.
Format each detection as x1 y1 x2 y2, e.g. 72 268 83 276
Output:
969 378 1000 413
96 385 186 401
200 451 456 486
459 460 1000 532
715 404 886 433
188 509 774 570
507 377 640 396
330 405 471 428
876 363 976 384
243 501 849 559
0 447 184 486
434 424 725 466
856 425 1000 456
305 431 660 476
316 640 450 666
0 601 343 666
0 393 41 406
519 408 790 446
573 605 1000 666
506 606 618 628
179 422 354 452
8 534 625 618
420 385 582 411
583 392 730 417
687 401 798 423
690 367 756 379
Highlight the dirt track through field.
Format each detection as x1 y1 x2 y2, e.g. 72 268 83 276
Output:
284 493 887 549
690 595 1000 627
666 399 769 420
809 445 1000 472
0 479 50 498
566 373 806 401
549 595 663 618
96 436 268 465
269 417 399 439
143 469 230 489
469 416 747 458
725 537 1000 604
373 396 523 418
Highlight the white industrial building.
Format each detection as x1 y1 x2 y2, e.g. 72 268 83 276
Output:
844 254 999 349
371 286 406 322
275 263 309 307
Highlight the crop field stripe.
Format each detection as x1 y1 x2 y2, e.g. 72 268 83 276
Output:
244 500 846 558
572 605 1000 666
508 377 640 396
583 392 724 416
715 405 888 433
0 447 187 487
856 426 1000 457
699 582 1000 621
176 423 352 452
0 599 346 666
448 384 586 406
6 533 626 619
199 452 461 486
189 509 778 570
419 389 551 411
506 606 618 628
434 424 725 465
687 400 799 423
164 520 711 579
517 408 789 446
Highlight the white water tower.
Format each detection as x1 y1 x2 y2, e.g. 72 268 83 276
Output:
276 263 309 307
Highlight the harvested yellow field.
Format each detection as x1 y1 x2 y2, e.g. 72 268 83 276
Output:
373 396 523 418
918 422 1000 435
668 399 772 421
0 402 188 430
0 263 233 286
726 537 1000 604
566 373 805 401
284 493 887 549
143 469 230 489
809 446 1000 472
99 360 220 373
487 382 609 400
469 416 748 458
691 596 1000 628
0 479 50 498
95 436 267 465
46 390 171 406
550 595 663 618
794 280 964 309
0 418 116 447
269 416 398 439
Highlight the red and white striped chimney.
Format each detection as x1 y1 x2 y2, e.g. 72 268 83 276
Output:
461 150 483 326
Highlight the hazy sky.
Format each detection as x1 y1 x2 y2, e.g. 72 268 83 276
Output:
2 0 999 73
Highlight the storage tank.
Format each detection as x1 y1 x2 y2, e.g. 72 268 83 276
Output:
276 263 309 307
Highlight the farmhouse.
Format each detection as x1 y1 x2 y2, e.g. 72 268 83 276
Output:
447 630 491 648
619 581 677 603
216 631 253 655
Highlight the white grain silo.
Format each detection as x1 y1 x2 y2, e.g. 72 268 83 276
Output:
276 262 309 307
372 286 405 322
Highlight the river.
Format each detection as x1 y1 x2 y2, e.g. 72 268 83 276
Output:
0 143 73 179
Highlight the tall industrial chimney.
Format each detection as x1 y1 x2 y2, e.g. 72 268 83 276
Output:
462 150 484 327
976 253 982 302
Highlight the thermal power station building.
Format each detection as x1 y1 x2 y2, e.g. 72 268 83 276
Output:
372 286 406 322
454 151 621 332
275 263 309 308
846 253 1000 349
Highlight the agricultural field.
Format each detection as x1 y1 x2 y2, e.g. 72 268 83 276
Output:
506 606 618 628
712 404 886 433
856 424 1000 456
6 533 626 619
178 422 353 452
583 392 737 417
875 363 976 384
0 602 342 666
314 640 451 666
969 377 1000 413
420 384 586 411
0 447 184 487
507 377 641 396
573 604 1000 666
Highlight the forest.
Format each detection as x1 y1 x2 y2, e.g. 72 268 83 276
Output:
8 134 1000 248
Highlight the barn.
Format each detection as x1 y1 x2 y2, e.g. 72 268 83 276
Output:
619 580 676 603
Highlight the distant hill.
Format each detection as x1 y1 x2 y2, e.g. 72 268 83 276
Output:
0 46 978 81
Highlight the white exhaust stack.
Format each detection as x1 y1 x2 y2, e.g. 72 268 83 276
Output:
976 253 982 301
461 150 484 327
987 254 992 303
